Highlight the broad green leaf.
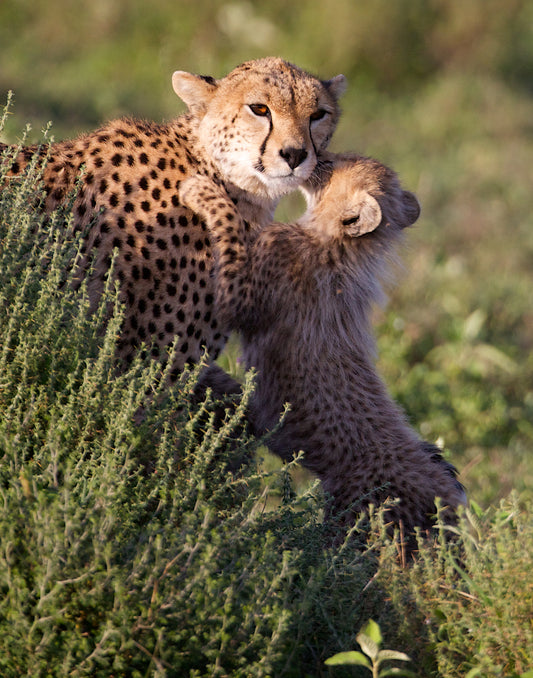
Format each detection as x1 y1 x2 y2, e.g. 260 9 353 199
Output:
325 650 372 667
377 649 411 662
363 618 383 646
379 669 418 677
519 672 533 678
356 632 379 661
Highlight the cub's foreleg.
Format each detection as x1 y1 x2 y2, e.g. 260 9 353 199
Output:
179 176 254 331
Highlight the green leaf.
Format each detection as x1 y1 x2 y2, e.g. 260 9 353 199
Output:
433 607 446 621
379 669 418 677
363 618 383 646
377 649 411 662
325 650 372 667
464 669 483 678
356 632 379 661
468 499 484 519
448 557 492 607
519 672 533 678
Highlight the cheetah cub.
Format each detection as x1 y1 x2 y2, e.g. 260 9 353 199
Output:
1 58 345 383
179 151 466 534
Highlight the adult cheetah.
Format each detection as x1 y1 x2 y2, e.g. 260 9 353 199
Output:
178 152 466 534
1 57 345 385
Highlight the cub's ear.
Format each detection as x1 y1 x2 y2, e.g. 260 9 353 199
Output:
399 190 421 229
172 71 219 116
344 191 382 237
324 74 347 100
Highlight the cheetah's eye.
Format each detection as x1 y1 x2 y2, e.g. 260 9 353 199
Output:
342 215 360 226
249 103 270 117
310 109 327 122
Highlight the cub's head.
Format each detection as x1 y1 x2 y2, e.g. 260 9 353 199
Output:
300 151 420 242
172 57 345 205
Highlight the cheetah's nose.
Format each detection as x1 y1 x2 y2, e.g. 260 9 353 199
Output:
279 147 308 170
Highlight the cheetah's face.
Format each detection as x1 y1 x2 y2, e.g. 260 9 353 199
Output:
173 58 346 205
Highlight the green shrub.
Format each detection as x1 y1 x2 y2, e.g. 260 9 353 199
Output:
0 121 282 676
380 498 533 678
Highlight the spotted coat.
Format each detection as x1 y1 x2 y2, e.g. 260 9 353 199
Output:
1 57 346 380
179 152 466 532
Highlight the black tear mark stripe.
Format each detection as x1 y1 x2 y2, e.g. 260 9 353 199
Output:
309 118 319 159
258 118 274 173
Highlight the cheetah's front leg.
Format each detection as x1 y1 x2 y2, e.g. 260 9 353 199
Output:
179 176 254 330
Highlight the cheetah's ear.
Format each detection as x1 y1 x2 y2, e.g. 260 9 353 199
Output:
399 190 421 229
344 191 382 237
324 74 347 100
172 71 219 116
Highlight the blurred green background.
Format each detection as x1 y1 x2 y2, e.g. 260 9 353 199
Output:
1 0 532 508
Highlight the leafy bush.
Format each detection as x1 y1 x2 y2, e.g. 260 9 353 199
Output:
380 497 533 678
0 121 284 676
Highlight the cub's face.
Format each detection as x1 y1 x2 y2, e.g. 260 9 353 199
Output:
300 152 421 241
173 58 346 205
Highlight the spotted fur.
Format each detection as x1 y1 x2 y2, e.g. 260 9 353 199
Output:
179 152 466 533
1 57 345 380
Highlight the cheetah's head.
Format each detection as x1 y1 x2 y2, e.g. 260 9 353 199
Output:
172 58 346 208
300 151 420 242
